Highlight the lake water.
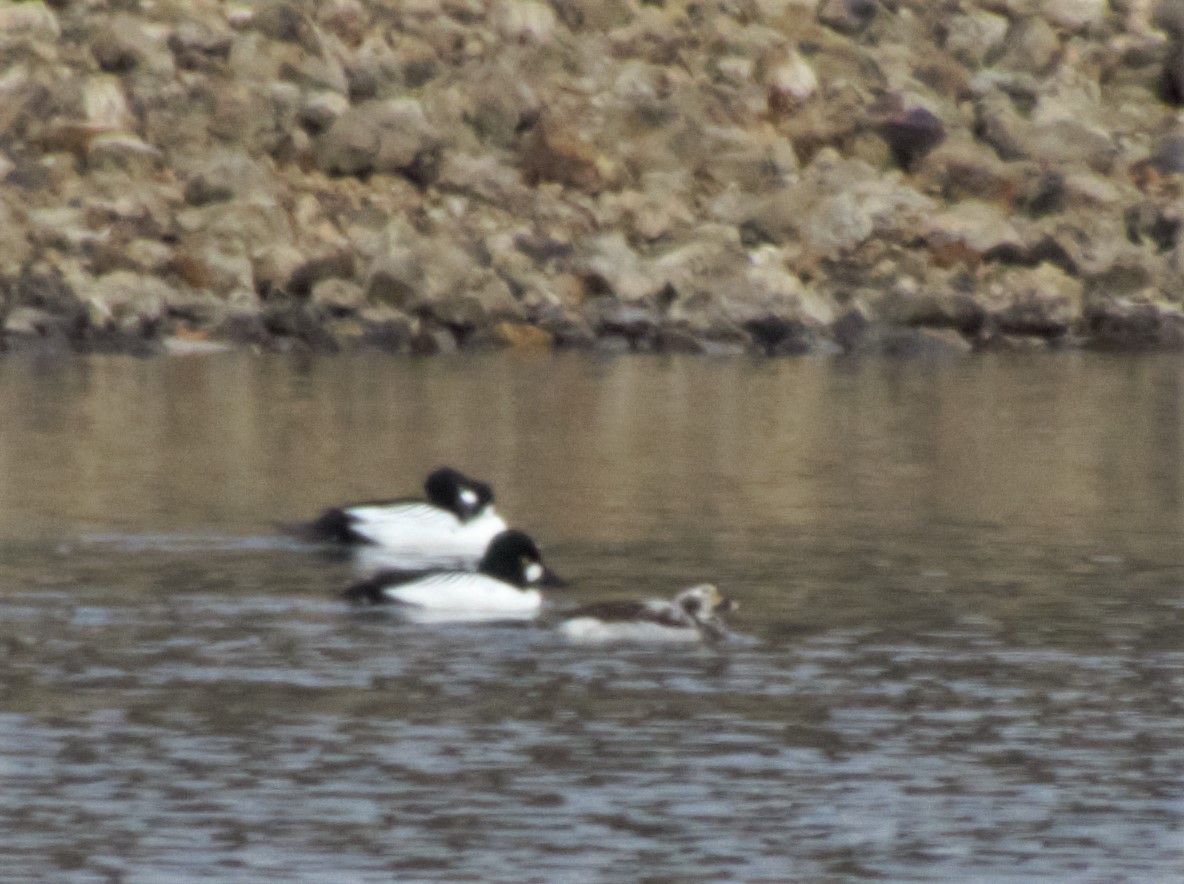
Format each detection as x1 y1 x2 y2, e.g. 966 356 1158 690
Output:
0 350 1182 881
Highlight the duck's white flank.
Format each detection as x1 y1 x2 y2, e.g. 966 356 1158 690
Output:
382 571 542 614
559 618 704 644
346 504 507 553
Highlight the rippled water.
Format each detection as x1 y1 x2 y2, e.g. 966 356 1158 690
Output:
1 351 1183 881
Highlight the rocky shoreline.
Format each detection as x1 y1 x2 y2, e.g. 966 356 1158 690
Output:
4 0 1184 357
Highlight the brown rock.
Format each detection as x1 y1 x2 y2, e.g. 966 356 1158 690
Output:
494 322 553 349
520 116 604 192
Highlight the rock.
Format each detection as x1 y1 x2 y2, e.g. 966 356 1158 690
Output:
830 306 872 352
1124 200 1182 250
261 298 340 352
355 305 415 351
83 76 135 131
923 202 1027 266
817 0 878 35
253 1 319 51
310 278 365 314
980 263 1084 337
1146 133 1184 175
316 0 370 46
0 0 1174 356
4 306 55 337
943 12 1010 67
694 123 798 192
973 91 1031 162
299 91 350 135
494 321 553 349
86 134 164 175
316 99 442 182
748 150 934 256
1044 0 1109 31
492 0 560 44
584 298 661 349
877 106 946 172
163 333 236 356
975 86 1116 174
916 138 1018 203
437 152 533 208
411 325 459 355
82 270 172 329
1015 169 1067 218
520 115 606 192
0 197 31 270
742 313 819 354
764 48 818 110
1026 120 1117 174
995 16 1060 75
167 22 234 71
0 1 59 42
1086 299 1184 347
883 271 988 333
425 271 521 331
286 252 356 299
578 233 658 302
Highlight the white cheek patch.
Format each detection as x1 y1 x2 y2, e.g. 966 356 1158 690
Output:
459 488 479 508
525 562 544 583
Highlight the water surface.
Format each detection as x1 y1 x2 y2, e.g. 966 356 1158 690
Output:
1 351 1182 881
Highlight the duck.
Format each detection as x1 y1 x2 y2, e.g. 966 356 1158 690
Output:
290 466 507 561
341 529 564 622
559 584 736 644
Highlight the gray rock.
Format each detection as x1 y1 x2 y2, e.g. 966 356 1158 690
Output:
316 99 441 181
411 325 459 355
1044 0 1109 31
980 263 1084 337
167 22 233 71
943 12 1010 66
995 16 1060 75
287 252 356 299
923 201 1027 262
1086 300 1184 347
1147 133 1184 174
818 0 878 35
82 270 173 328
0 2 59 43
356 305 415 352
880 273 987 334
311 278 365 314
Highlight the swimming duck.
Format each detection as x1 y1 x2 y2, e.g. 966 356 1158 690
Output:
341 529 564 621
559 584 736 643
291 466 507 560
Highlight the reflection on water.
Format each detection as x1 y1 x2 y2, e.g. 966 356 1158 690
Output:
1 351 1183 880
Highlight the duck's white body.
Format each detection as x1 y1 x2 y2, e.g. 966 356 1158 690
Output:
341 529 560 623
380 571 541 617
559 616 703 644
344 504 507 557
558 585 734 645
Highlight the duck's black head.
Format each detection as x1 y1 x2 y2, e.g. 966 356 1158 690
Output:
478 529 565 588
424 467 495 521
